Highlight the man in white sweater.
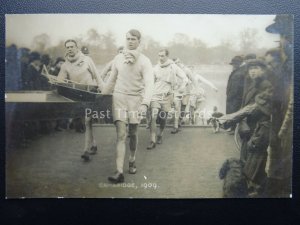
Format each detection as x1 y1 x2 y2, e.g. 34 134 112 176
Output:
147 49 187 149
171 58 193 133
101 29 154 183
58 40 102 86
58 39 103 162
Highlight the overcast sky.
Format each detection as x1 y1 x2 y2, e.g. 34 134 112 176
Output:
6 14 279 49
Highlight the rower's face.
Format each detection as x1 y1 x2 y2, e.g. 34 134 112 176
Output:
248 66 264 79
158 51 168 64
126 33 140 50
65 42 78 57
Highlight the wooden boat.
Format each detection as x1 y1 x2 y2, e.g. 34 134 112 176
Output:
41 65 105 102
5 66 113 121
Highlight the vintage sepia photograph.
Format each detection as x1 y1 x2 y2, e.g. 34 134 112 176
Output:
5 14 293 198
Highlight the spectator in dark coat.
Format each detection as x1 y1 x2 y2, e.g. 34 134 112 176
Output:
220 59 273 196
23 51 42 90
225 56 245 134
242 60 273 196
18 48 31 90
226 56 244 115
239 59 273 162
5 44 20 91
240 53 258 110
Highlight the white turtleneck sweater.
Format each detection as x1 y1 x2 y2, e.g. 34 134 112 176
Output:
57 52 101 85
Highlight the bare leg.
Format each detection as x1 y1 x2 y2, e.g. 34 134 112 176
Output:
216 120 220 132
145 109 151 129
84 116 93 151
157 111 167 137
180 104 186 125
190 106 195 125
150 108 159 143
128 124 138 162
212 120 217 133
196 101 205 125
174 99 181 129
81 116 97 160
115 121 127 173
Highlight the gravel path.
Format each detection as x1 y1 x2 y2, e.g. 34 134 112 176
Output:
6 126 238 198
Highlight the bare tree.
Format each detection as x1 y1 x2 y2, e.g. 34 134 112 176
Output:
31 33 51 53
139 36 162 63
85 29 103 47
169 33 191 45
192 38 207 49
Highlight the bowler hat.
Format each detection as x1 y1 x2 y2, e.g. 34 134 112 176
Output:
229 56 243 65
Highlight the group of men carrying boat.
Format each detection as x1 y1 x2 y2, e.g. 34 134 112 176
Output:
56 29 215 184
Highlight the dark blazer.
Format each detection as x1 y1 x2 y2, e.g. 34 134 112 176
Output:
240 76 273 184
226 66 246 114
